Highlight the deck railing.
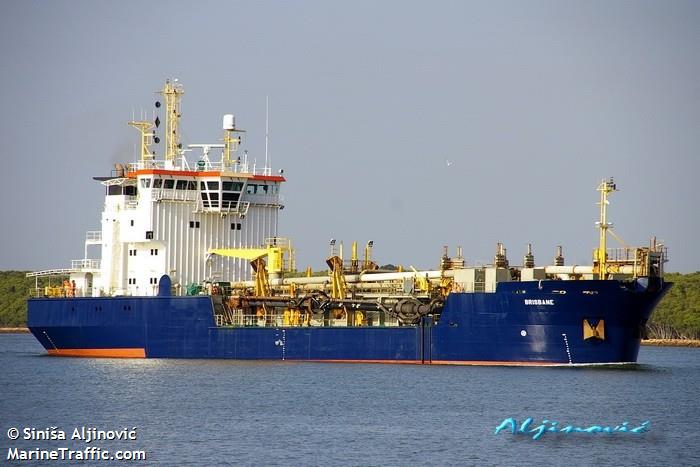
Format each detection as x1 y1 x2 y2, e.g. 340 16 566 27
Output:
85 231 102 243
150 189 199 202
128 159 273 176
71 259 101 270
29 287 93 298
215 310 396 328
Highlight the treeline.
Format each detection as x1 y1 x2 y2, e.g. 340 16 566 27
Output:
0 271 37 327
1 270 699 336
648 272 700 340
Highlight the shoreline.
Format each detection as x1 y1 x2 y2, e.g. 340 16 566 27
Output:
0 327 30 333
642 339 700 348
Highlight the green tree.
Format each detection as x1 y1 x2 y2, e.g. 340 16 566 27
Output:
648 272 700 339
0 271 35 327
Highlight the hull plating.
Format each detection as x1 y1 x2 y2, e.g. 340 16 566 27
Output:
27 280 670 365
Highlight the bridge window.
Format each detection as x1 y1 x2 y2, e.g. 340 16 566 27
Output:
176 180 187 190
153 178 162 188
164 179 174 189
222 181 243 191
107 185 138 196
200 180 222 208
202 193 219 208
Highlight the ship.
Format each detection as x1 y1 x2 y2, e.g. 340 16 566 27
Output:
27 80 671 365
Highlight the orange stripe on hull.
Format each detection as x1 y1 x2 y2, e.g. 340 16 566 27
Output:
47 348 146 358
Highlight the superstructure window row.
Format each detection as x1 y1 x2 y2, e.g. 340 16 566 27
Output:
150 179 197 190
222 181 243 191
107 185 137 196
246 184 277 195
138 178 278 194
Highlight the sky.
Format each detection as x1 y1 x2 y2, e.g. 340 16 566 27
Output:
1 0 698 273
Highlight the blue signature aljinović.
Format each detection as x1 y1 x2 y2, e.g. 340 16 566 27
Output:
494 417 650 441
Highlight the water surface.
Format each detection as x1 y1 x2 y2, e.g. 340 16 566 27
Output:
1 334 698 466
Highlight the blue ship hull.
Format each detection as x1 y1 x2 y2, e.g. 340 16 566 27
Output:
27 280 670 365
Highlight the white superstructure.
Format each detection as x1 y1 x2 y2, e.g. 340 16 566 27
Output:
32 79 285 297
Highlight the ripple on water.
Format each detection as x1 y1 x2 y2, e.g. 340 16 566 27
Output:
1 335 699 466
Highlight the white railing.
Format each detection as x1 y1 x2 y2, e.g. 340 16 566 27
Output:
26 268 76 278
199 161 273 176
199 201 250 215
151 189 199 202
247 195 280 205
85 231 102 243
127 159 273 176
128 160 169 172
71 259 101 270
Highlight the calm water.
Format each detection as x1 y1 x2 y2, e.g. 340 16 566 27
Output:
1 334 699 466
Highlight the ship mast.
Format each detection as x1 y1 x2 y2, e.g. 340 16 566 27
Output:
222 114 244 169
596 177 617 280
127 120 155 163
159 79 184 164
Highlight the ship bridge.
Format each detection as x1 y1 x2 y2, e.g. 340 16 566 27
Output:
126 166 284 216
27 79 287 298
